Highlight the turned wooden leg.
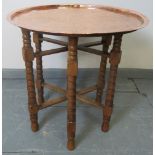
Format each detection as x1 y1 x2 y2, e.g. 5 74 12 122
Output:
21 29 39 132
96 35 112 103
102 34 123 132
33 32 44 105
67 36 78 150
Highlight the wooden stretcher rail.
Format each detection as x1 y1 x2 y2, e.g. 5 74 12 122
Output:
36 47 68 56
77 94 103 108
77 85 97 95
43 82 66 94
41 37 102 48
37 38 108 57
43 82 98 95
40 37 68 46
42 82 102 108
78 40 102 47
39 96 67 109
78 46 103 55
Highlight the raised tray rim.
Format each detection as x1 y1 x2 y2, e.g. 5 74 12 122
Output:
7 4 149 36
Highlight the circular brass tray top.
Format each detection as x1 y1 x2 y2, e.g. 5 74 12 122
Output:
8 4 149 36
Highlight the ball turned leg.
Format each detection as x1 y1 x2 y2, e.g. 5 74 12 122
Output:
21 29 39 132
67 37 78 150
33 32 44 105
96 35 112 103
102 34 123 132
101 65 118 132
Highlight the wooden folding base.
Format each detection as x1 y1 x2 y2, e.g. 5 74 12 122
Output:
39 82 102 109
21 29 123 150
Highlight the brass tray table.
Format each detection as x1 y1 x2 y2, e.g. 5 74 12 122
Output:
8 4 148 150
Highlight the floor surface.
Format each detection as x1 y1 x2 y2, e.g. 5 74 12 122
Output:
2 69 153 155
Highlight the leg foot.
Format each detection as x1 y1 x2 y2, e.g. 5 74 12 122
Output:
31 123 39 132
101 121 109 132
67 140 75 150
31 114 39 132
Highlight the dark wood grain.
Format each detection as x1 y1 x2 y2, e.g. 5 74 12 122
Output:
67 36 78 150
102 33 123 132
96 35 112 103
21 29 39 132
33 32 44 105
20 29 125 150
